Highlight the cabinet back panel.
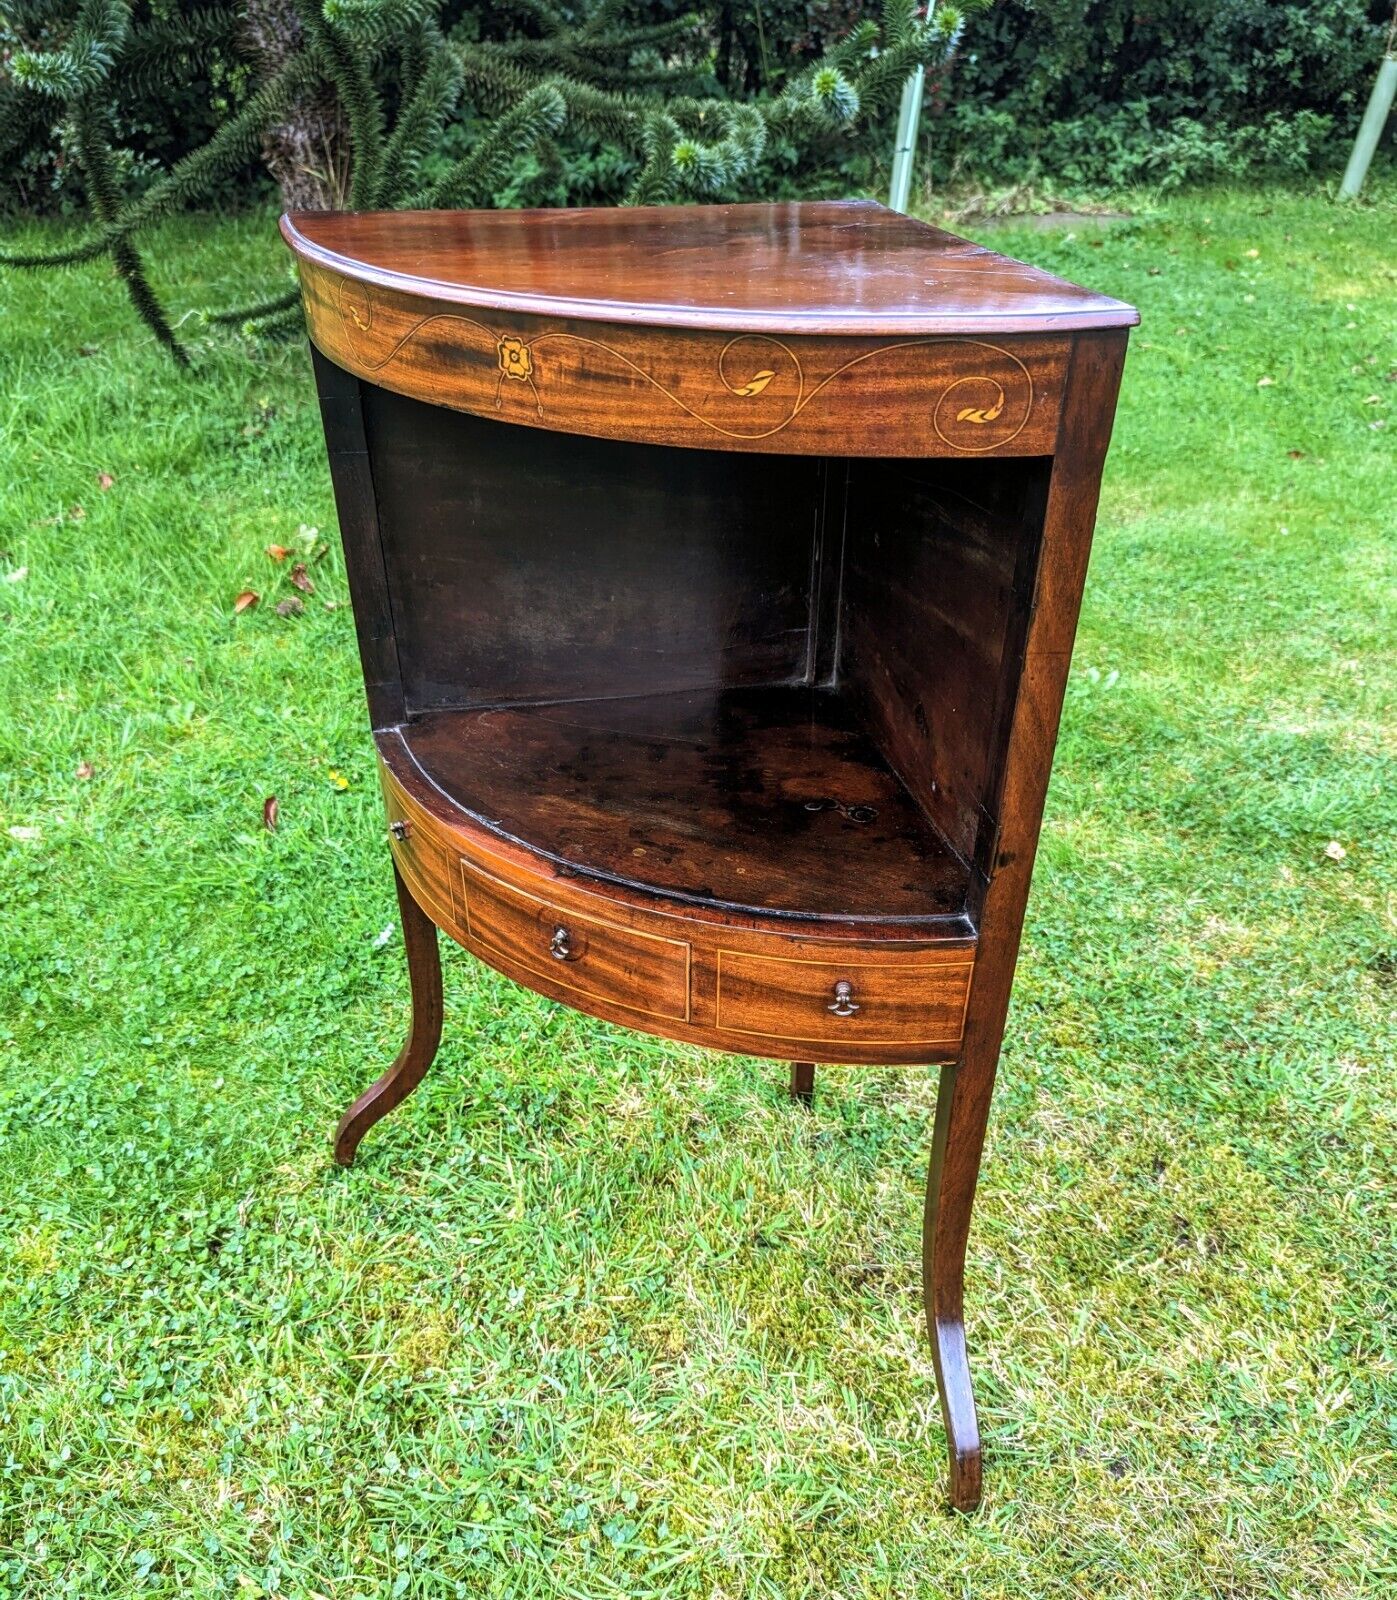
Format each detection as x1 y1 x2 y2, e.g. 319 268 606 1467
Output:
361 386 820 711
841 458 1049 874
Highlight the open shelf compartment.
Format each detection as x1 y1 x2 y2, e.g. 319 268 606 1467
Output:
363 389 1051 939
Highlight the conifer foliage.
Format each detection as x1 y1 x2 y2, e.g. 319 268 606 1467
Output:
1 0 969 362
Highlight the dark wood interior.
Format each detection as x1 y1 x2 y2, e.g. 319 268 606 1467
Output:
363 393 1044 931
364 390 820 709
841 457 1050 882
399 687 969 922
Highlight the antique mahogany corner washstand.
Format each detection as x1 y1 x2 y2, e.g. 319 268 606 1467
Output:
282 201 1136 1511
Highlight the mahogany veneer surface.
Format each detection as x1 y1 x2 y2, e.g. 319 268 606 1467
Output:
283 203 1135 458
282 201 1136 334
397 686 972 922
376 732 974 1063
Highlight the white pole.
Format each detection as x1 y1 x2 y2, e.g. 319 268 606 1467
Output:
1339 52 1397 200
888 65 926 213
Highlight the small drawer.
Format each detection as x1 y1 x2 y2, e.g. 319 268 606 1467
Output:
382 789 450 913
715 951 971 1049
460 859 690 1023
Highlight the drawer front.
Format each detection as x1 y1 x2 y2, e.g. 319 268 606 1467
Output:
460 859 690 1023
715 951 972 1049
382 781 452 918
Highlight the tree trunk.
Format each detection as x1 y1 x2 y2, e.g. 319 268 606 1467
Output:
240 0 349 210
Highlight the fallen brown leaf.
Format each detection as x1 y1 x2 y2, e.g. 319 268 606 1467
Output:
97 472 114 492
265 543 290 562
263 795 279 832
289 562 315 595
233 589 260 614
68 503 86 520
1287 449 1305 459
275 595 304 617
76 760 94 780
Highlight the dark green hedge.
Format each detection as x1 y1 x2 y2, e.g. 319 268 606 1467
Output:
928 0 1394 189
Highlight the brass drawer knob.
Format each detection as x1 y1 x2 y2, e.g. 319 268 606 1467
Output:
828 980 859 1017
389 819 410 842
550 925 572 961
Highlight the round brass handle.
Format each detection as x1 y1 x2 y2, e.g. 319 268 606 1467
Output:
550 925 571 961
389 819 410 842
828 980 859 1017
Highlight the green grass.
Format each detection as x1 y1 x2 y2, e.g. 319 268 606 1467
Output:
1 186 1395 1598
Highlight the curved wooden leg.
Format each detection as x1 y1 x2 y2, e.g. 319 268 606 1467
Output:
334 865 443 1167
923 1057 993 1512
789 1060 815 1105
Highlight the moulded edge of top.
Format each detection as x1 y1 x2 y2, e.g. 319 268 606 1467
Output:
279 204 1141 338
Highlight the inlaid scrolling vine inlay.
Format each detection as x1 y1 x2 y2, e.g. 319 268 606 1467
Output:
332 278 1034 451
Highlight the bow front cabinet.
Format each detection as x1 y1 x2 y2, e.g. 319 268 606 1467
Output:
283 201 1136 1511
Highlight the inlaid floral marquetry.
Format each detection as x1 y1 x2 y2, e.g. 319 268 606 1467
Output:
497 335 532 381
309 267 1060 457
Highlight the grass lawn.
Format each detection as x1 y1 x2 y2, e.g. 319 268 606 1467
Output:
1 184 1394 1598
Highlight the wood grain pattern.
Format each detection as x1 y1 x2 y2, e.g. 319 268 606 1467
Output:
294 258 1069 457
281 202 1137 335
922 328 1131 1512
399 688 972 923
378 737 975 1066
715 950 972 1049
842 458 1049 871
461 856 691 1024
382 777 451 924
361 390 820 711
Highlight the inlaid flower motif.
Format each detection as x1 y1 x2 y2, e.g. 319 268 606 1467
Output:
498 336 533 381
955 394 1005 424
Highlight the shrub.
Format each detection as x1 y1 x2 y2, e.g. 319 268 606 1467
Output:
928 0 1392 189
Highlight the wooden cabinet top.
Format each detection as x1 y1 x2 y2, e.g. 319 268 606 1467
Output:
280 200 1137 337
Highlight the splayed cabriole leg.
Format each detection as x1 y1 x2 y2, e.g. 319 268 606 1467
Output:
334 866 444 1167
789 1060 815 1104
924 1056 994 1512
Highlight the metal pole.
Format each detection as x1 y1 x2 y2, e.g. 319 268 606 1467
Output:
1340 52 1397 199
888 65 926 214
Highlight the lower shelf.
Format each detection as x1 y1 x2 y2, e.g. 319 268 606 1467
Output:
398 685 970 922
377 685 976 1065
